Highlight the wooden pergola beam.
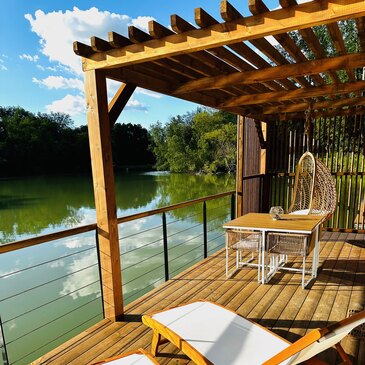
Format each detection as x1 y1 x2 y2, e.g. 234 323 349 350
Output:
221 81 365 107
81 0 365 71
108 83 136 127
245 96 365 116
253 106 365 121
173 52 365 95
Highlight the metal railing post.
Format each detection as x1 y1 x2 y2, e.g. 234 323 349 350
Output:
203 201 208 258
95 229 105 318
231 193 235 220
0 316 9 365
162 213 169 281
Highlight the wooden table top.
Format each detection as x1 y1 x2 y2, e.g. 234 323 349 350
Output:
223 213 325 234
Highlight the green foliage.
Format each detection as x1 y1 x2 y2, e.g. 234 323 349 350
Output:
149 108 237 173
0 106 155 177
112 122 154 167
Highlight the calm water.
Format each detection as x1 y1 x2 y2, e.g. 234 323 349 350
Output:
0 172 235 364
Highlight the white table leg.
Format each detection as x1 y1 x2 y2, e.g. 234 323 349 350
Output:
261 231 266 284
312 226 320 278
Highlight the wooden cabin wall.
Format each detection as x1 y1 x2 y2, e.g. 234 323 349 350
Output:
241 117 262 215
266 114 365 231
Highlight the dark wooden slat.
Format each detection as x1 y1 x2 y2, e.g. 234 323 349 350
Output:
91 36 113 52
108 32 132 48
73 41 94 57
128 26 151 43
148 20 174 38
254 120 266 149
356 18 365 52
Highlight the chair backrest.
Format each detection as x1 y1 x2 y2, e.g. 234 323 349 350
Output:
288 152 316 214
288 152 337 220
263 309 365 365
312 158 337 219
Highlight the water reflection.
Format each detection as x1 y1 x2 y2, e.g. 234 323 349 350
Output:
0 172 233 243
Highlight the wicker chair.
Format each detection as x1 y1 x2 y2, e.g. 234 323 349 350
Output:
225 229 262 281
267 152 337 288
288 152 337 219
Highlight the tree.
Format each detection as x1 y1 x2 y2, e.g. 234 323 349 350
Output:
149 108 237 173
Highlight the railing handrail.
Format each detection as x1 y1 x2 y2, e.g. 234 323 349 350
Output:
117 190 235 224
0 190 235 255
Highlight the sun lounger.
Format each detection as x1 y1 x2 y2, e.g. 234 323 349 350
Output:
142 300 365 365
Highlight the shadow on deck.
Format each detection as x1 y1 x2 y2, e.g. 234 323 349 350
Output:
32 232 365 365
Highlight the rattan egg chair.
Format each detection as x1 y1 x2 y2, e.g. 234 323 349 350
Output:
267 152 337 288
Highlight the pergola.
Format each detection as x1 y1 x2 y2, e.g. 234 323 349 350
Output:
73 0 365 322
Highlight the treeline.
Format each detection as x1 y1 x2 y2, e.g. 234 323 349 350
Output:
150 108 237 173
0 107 154 177
0 106 236 177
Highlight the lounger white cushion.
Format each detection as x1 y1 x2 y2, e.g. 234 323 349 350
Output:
102 353 156 364
94 351 158 365
150 301 292 365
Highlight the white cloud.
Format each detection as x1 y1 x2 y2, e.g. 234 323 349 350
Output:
136 88 163 99
19 53 39 62
25 7 155 74
125 98 148 112
32 75 84 91
0 57 7 70
131 16 155 31
46 94 85 116
60 251 100 299
37 64 57 72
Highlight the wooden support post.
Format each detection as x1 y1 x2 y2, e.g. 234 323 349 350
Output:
84 69 123 321
236 115 244 217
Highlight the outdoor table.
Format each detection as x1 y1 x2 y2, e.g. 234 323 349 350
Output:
223 213 325 286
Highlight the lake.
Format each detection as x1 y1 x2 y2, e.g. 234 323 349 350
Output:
0 172 235 364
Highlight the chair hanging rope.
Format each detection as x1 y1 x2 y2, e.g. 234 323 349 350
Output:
304 99 314 151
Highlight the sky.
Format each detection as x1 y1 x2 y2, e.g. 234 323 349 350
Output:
0 0 285 129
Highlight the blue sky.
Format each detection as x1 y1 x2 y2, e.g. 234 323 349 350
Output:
0 0 282 128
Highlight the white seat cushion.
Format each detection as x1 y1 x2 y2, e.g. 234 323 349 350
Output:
290 209 326 215
151 301 292 365
102 353 156 365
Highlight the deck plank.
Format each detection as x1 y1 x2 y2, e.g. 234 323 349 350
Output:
31 233 365 365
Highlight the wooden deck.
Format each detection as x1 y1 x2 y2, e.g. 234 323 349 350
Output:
32 232 365 365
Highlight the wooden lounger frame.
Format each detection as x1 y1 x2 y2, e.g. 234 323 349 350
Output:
142 300 365 365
